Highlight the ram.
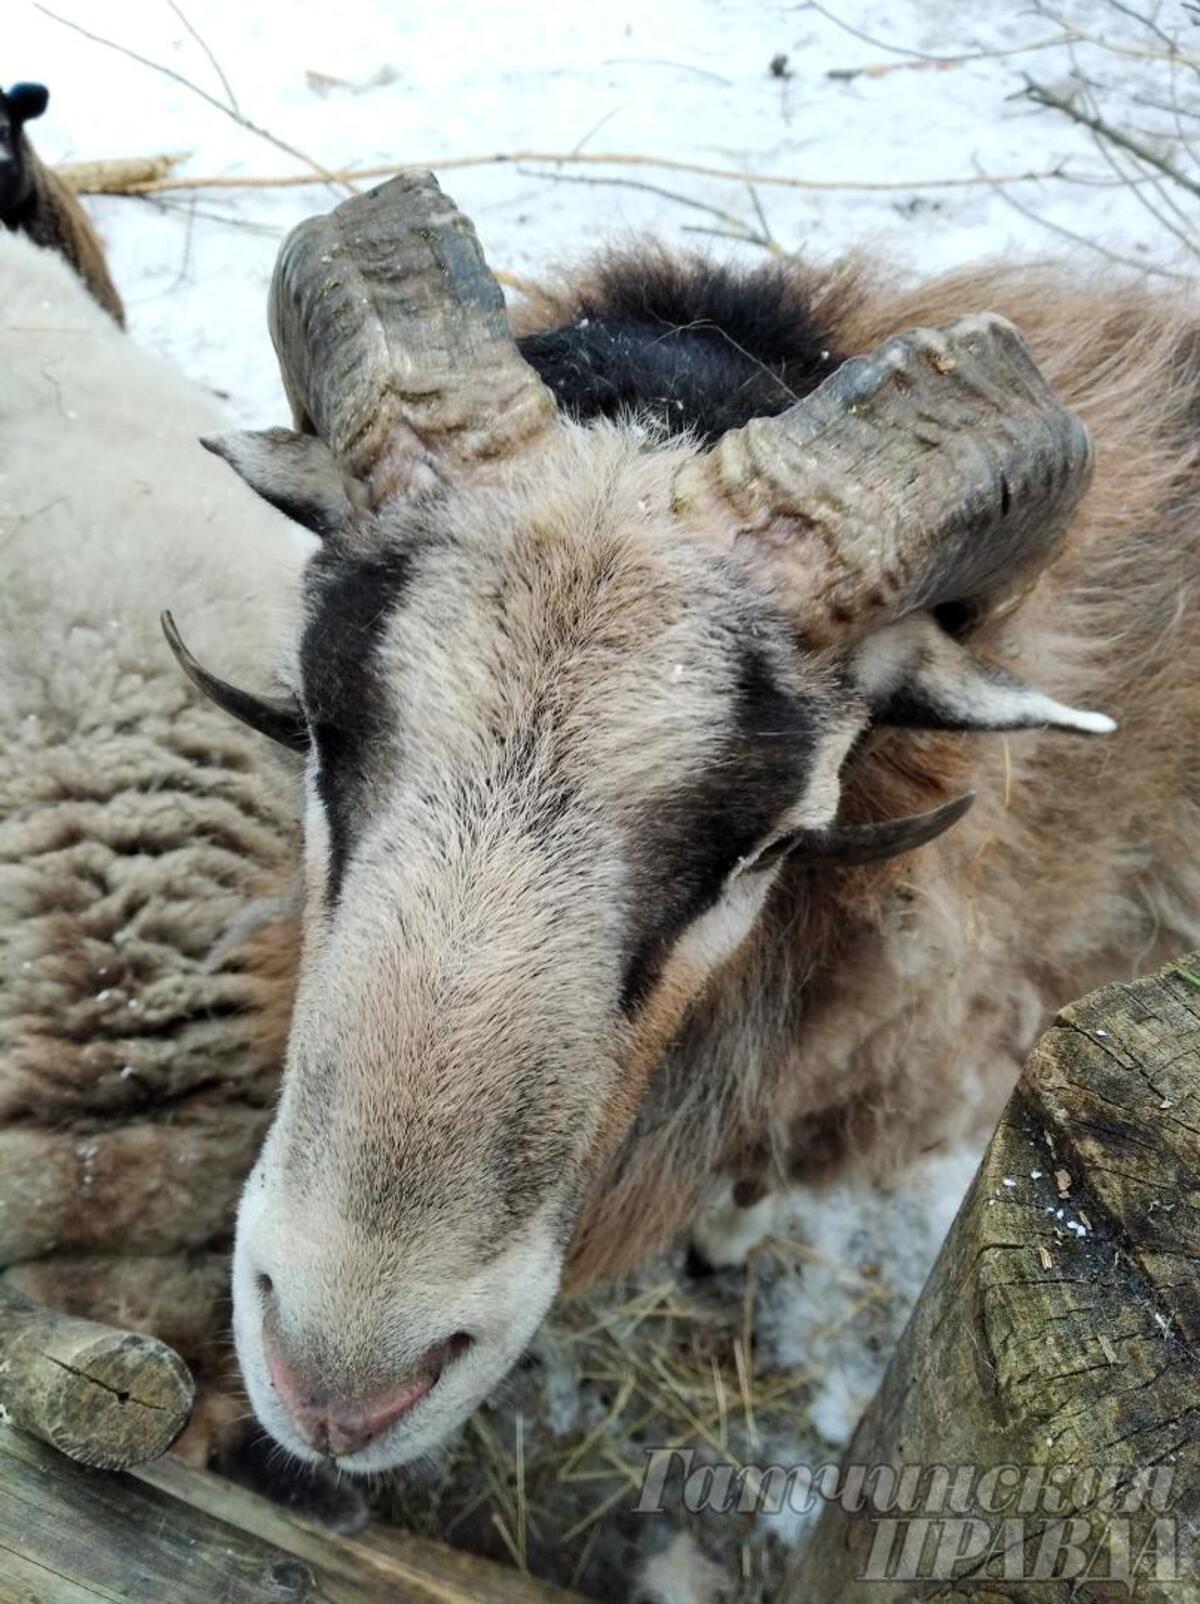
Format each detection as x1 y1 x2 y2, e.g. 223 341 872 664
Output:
0 81 125 326
0 228 303 1459
144 173 1200 1473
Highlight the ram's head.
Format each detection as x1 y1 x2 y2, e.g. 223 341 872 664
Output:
168 176 1106 1470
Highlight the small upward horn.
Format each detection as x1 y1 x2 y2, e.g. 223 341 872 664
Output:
161 612 309 753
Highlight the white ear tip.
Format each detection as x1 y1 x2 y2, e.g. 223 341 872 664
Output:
1029 693 1118 734
1068 708 1117 734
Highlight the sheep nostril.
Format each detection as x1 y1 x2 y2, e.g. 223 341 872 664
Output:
444 1331 472 1366
255 1272 274 1300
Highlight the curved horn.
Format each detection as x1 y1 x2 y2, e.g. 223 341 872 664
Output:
267 172 558 506
673 314 1093 642
161 612 309 754
752 792 975 872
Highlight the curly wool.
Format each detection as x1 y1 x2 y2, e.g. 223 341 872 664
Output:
0 232 304 1443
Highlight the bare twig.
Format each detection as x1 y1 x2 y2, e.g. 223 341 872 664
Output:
1089 120 1197 253
1049 18 1198 258
133 193 283 237
34 4 352 195
604 56 733 87
517 166 779 251
1102 0 1178 53
89 149 1074 197
166 0 240 114
128 191 199 306
54 153 188 193
746 185 778 251
807 0 1072 67
1024 75 1200 201
1075 55 1198 253
571 104 627 156
1132 92 1200 125
1030 4 1200 72
974 158 1190 280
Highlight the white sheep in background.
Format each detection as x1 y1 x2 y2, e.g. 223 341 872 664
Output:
0 229 306 1460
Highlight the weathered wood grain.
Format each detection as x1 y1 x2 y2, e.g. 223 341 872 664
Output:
137 1455 584 1603
0 1428 585 1604
0 1286 193 1470
0 1426 372 1603
785 956 1200 1602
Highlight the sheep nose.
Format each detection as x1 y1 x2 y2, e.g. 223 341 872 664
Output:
261 1315 462 1458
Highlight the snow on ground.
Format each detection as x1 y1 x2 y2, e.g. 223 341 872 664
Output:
11 0 1196 423
7 1 1195 1597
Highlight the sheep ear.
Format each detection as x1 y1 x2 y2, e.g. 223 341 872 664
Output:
853 615 1116 736
201 428 356 538
6 83 49 126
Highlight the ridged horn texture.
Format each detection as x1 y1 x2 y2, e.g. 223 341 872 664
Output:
674 314 1094 641
267 173 558 505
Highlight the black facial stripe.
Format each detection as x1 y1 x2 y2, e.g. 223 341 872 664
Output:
300 545 416 902
619 642 817 1012
260 486 343 540
518 254 844 443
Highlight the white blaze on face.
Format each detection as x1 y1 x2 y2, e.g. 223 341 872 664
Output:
227 436 875 1471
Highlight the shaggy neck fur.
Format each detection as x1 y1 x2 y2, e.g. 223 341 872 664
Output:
521 253 1200 1286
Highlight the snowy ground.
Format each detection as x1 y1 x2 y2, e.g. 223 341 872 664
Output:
8 1 1196 1598
12 0 1198 423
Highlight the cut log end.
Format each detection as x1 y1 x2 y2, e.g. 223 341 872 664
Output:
0 1286 195 1470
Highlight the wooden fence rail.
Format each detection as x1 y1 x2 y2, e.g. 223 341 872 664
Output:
785 956 1200 1602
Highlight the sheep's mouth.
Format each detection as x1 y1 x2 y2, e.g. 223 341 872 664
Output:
383 1329 474 1423
423 1330 473 1394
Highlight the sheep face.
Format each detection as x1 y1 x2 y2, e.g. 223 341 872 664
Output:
228 428 856 1471
175 175 1109 1471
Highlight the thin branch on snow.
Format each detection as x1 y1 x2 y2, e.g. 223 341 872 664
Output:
1030 6 1200 75
64 150 1075 197
34 4 354 196
132 193 284 237
967 0 1200 269
974 159 1191 280
804 0 1074 69
516 167 782 253
165 0 241 116
1023 77 1200 203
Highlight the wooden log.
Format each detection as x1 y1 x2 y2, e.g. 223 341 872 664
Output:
0 1425 381 1604
785 956 1200 1602
137 1455 585 1603
0 1425 583 1603
0 1285 194 1470
53 153 187 194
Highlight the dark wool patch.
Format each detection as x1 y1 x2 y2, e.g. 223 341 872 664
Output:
299 544 415 902
619 642 818 1012
518 254 844 443
0 84 46 222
